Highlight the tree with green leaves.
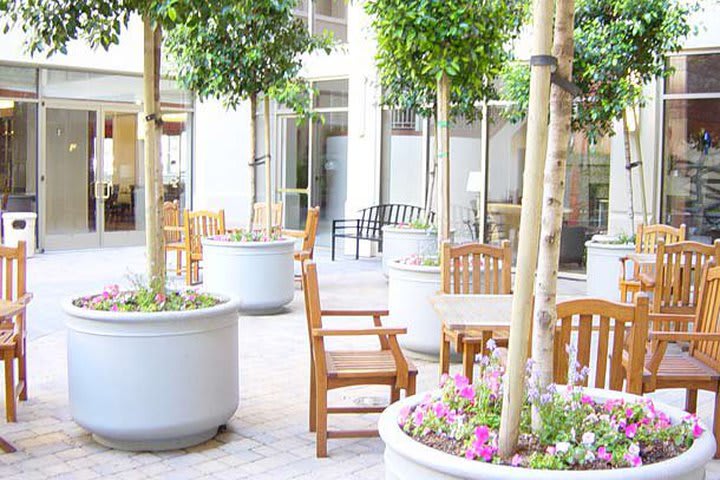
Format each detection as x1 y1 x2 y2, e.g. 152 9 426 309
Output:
1 0 246 288
365 0 527 243
165 2 332 233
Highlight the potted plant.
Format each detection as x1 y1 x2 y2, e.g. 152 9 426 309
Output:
387 254 442 355
379 345 715 480
63 283 241 450
382 219 438 277
202 229 295 314
585 233 636 301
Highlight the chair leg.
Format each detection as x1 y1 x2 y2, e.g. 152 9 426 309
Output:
355 237 360 260
3 351 16 422
331 234 336 261
18 342 27 401
185 258 193 285
462 342 475 381
176 250 182 276
390 387 400 403
439 331 451 377
309 365 317 433
686 389 698 414
407 374 417 396
316 378 328 458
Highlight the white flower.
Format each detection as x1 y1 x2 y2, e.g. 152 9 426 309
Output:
582 432 595 446
555 441 571 454
584 450 596 462
628 443 640 456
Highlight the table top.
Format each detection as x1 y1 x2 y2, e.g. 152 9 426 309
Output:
0 300 24 320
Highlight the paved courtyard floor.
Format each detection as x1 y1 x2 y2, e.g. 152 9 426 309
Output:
1 246 719 479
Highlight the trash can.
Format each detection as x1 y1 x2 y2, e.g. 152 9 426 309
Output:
2 212 37 257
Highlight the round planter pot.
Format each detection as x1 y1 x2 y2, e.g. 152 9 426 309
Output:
387 261 441 356
63 296 241 451
202 238 295 314
379 387 716 480
382 226 438 278
585 237 635 301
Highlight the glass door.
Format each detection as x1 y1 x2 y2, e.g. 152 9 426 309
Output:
43 107 101 249
100 110 145 246
279 116 310 230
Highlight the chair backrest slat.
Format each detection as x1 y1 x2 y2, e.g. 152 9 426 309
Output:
162 200 181 243
0 242 26 303
555 295 649 394
301 207 321 254
184 209 226 255
302 261 327 377
637 223 686 254
441 240 511 295
252 202 283 230
653 240 720 316
690 264 720 370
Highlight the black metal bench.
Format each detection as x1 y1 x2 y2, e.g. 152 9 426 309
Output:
331 204 429 261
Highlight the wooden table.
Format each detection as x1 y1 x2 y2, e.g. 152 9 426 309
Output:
0 300 24 454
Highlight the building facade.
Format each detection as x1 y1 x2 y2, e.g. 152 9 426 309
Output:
0 1 719 274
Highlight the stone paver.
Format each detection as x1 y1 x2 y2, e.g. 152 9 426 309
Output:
0 245 718 478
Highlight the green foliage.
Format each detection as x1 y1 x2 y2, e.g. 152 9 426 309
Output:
365 0 528 120
72 283 220 313
500 0 698 140
164 1 333 113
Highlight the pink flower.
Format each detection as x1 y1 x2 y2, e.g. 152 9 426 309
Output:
476 445 494 462
511 454 523 467
459 385 475 401
693 422 704 438
110 304 118 312
440 373 449 387
413 408 424 425
474 426 490 444
597 446 612 462
398 406 411 426
453 374 469 389
433 402 449 419
155 293 166 304
626 407 635 419
625 423 638 439
545 446 556 456
581 394 593 405
624 453 642 467
465 448 476 460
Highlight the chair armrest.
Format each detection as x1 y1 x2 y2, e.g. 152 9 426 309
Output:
17 293 32 306
163 226 184 232
321 309 389 317
619 256 630 280
282 229 305 239
648 313 694 329
638 272 655 288
296 250 312 262
312 327 407 337
650 331 720 342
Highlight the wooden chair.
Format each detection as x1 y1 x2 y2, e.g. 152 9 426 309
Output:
555 295 649 395
0 241 32 424
182 209 226 285
641 240 720 320
252 202 283 230
640 263 720 457
302 261 417 457
619 223 686 302
439 240 512 379
284 207 320 285
162 201 184 276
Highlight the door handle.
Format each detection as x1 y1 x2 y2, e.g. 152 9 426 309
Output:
103 182 113 200
93 181 102 199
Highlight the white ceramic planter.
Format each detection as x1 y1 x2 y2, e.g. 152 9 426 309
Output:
585 236 635 301
63 296 241 451
380 387 716 480
202 238 295 314
382 226 438 277
387 261 442 355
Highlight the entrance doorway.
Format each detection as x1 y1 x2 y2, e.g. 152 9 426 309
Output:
42 105 144 249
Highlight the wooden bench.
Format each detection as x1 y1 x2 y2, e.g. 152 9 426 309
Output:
331 204 430 261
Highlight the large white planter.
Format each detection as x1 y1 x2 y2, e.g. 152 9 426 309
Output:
380 387 716 480
382 226 438 277
63 296 241 451
585 237 635 301
387 261 442 355
202 238 295 314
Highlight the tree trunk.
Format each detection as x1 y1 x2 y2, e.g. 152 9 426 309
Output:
142 17 165 289
436 73 451 243
248 93 257 229
630 108 650 224
424 116 437 225
530 0 576 433
498 0 555 458
623 113 636 230
263 96 272 237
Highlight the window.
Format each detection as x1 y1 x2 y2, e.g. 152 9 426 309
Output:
0 66 37 99
662 53 720 242
314 0 347 43
0 101 38 212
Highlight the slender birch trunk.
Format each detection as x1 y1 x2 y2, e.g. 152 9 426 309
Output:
424 119 437 225
630 108 650 224
263 96 272 236
622 113 635 230
498 0 555 457
248 93 257 229
436 73 451 243
143 17 165 289
531 0 576 432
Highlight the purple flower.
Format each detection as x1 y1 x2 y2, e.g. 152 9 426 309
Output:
459 385 475 402
453 374 469 389
398 406 411 426
474 426 490 444
624 453 642 467
625 423 638 439
433 402 449 419
597 446 612 462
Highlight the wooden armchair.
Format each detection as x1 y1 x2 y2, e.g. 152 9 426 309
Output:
641 263 720 457
182 209 226 285
162 201 184 276
302 261 417 457
252 202 283 230
439 240 512 379
556 295 649 394
0 241 32 424
642 240 720 320
284 207 320 285
619 223 686 302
